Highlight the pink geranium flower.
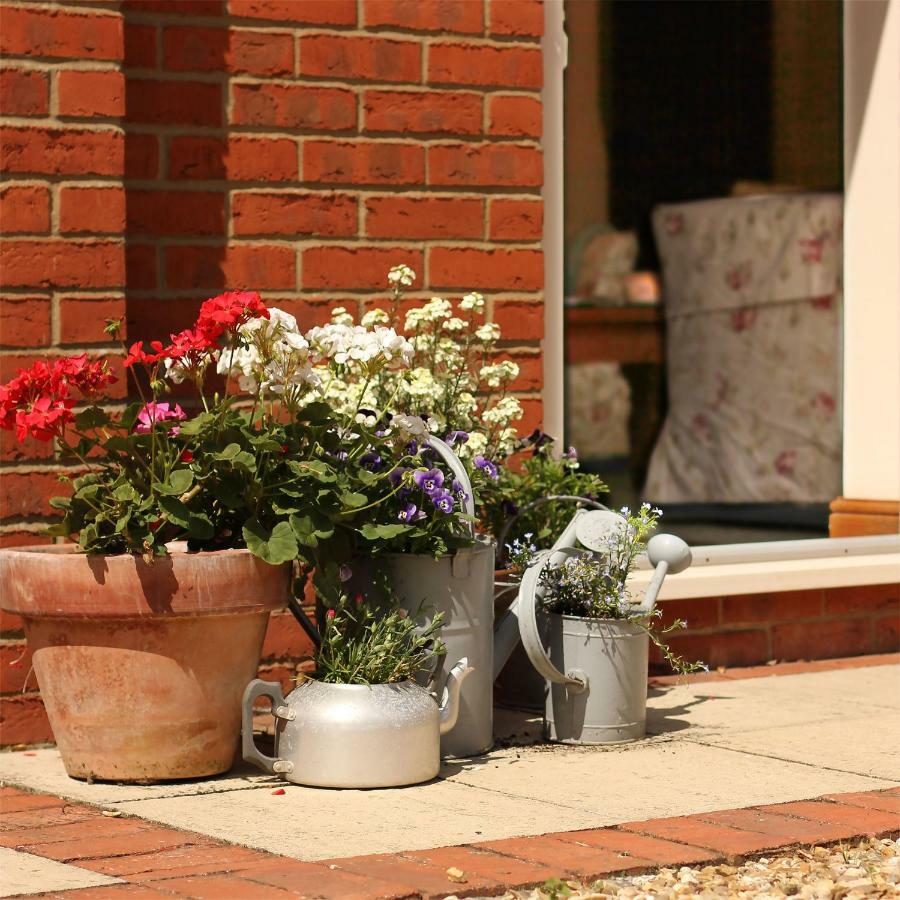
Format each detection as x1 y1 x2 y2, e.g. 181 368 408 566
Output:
135 401 186 435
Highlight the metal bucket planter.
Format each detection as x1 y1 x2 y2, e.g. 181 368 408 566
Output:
385 537 495 758
383 436 495 758
0 544 290 781
544 614 649 743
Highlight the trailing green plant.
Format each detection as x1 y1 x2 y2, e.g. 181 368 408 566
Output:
511 504 706 676
313 596 445 685
481 432 608 556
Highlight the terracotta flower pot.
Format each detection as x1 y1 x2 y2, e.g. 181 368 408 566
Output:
0 544 290 783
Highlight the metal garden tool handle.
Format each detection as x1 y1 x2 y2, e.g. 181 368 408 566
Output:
517 546 590 693
241 679 295 776
427 436 476 536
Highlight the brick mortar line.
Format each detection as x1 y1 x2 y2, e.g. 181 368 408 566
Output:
4 113 544 144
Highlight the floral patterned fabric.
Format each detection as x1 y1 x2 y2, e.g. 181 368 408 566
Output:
645 193 842 503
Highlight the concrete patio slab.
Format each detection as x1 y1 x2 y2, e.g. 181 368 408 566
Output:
110 740 890 860
0 846 121 897
1 664 896 865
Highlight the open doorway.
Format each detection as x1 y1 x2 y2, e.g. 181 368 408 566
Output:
562 0 844 545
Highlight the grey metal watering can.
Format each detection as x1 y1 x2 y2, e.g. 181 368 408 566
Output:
514 511 693 743
387 437 495 758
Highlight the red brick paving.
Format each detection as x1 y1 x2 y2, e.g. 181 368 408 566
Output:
1 786 897 898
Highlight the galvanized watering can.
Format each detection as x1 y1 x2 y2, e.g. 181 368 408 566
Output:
387 436 495 758
241 658 472 788
516 511 692 744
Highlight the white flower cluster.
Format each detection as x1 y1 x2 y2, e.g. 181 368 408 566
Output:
306 322 413 371
387 264 415 287
217 308 319 397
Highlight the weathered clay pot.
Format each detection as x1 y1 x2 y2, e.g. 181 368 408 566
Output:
0 544 290 783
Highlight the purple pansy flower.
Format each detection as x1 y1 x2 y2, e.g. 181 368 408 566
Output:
398 503 422 523
474 455 499 480
452 478 469 503
405 439 418 455
565 446 578 460
431 490 455 514
360 451 382 470
413 468 444 495
446 430 469 446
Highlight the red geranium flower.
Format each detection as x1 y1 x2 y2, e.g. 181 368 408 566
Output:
0 355 116 442
124 340 165 369
195 291 269 342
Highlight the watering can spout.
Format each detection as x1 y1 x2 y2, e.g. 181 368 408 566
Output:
439 658 473 735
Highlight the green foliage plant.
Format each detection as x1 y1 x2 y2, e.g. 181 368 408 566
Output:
313 595 445 685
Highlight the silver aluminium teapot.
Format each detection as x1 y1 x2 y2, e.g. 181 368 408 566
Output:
241 658 472 788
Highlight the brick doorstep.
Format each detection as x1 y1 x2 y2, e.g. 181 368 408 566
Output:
2 786 898 900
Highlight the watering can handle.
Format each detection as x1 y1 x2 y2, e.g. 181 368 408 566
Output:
427 435 476 535
241 679 295 776
496 494 609 560
517 546 589 691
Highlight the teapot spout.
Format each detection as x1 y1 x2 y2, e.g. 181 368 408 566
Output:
438 657 474 735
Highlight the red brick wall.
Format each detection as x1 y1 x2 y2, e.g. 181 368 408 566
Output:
652 583 900 673
0 0 545 745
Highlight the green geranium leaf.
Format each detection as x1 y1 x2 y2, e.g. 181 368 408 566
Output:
288 460 336 481
243 519 298 565
158 495 192 529
177 412 216 436
299 401 333 424
74 407 111 430
358 523 411 540
154 468 193 496
341 491 368 509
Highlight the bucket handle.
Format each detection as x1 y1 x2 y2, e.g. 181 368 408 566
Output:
427 435 476 536
496 494 609 564
517 546 590 692
241 679 295 776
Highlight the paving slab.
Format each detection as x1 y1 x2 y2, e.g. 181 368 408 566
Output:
0 846 121 897
111 741 891 860
0 664 897 864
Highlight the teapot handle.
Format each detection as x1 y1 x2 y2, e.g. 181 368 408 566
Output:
241 679 295 776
